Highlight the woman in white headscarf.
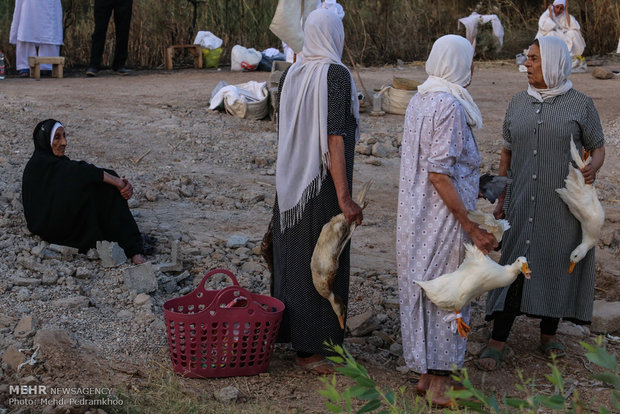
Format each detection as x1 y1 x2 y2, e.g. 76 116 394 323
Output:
477 36 605 371
536 0 586 67
271 8 363 374
396 35 497 407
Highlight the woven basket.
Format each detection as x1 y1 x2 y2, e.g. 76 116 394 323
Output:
163 269 284 378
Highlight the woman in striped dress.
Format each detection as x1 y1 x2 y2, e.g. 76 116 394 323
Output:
477 36 605 370
271 9 363 374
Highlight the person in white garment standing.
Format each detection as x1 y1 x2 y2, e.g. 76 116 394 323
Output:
9 0 63 78
536 0 586 71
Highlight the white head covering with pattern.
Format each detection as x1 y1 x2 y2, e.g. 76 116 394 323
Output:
417 35 483 129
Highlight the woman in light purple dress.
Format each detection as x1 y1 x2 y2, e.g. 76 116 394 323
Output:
396 35 497 407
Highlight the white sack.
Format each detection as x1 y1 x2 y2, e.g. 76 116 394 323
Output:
193 31 223 50
458 12 504 51
231 45 262 71
269 0 318 53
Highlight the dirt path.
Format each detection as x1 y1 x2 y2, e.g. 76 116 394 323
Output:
0 60 618 412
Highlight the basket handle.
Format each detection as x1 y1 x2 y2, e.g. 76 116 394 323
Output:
197 268 240 288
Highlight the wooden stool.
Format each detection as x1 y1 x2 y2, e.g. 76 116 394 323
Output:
28 56 65 79
164 44 203 70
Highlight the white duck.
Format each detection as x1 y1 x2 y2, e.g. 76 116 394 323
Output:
311 181 372 330
467 209 511 242
555 139 605 273
415 243 531 337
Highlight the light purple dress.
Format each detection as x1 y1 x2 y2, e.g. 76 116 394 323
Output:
396 91 481 373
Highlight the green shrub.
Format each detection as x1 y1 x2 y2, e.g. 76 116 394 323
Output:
319 336 619 413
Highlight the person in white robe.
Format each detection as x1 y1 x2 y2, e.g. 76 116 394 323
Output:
536 0 585 69
9 0 63 77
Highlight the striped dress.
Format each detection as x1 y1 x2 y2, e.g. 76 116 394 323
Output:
486 89 605 324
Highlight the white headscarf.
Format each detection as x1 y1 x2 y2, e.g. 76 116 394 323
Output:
417 35 483 129
552 0 566 7
527 36 573 102
276 8 360 231
50 122 63 148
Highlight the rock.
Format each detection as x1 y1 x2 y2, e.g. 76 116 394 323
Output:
86 248 99 260
180 184 195 197
34 329 78 355
591 300 620 334
396 365 410 374
124 262 158 294
14 316 36 338
214 385 239 403
389 342 403 356
371 142 389 158
347 310 380 337
22 375 38 385
556 321 589 337
2 346 26 370
134 293 152 306
51 295 90 309
11 277 41 287
155 239 183 272
128 198 141 209
592 67 614 80
145 190 158 202
356 143 372 155
0 313 17 328
48 244 79 260
17 287 32 301
96 241 127 268
466 341 486 357
367 336 384 348
75 267 91 279
116 310 134 320
41 270 58 285
241 261 264 273
365 158 383 166
16 257 46 273
227 235 248 248
31 241 49 257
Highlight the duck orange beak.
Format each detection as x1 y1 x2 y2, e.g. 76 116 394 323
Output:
521 263 532 279
338 315 345 330
568 261 576 274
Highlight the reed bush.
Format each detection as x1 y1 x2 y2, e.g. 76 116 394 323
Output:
0 0 617 71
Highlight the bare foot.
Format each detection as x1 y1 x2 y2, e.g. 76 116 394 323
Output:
425 375 457 408
416 373 432 396
295 354 334 375
476 339 506 371
132 254 147 265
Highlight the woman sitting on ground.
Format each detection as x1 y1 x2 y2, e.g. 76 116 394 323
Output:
22 119 148 265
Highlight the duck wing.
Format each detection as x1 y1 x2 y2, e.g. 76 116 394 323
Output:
467 210 510 242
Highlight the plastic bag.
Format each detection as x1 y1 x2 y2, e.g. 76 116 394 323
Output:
231 45 262 72
202 47 223 68
193 31 223 50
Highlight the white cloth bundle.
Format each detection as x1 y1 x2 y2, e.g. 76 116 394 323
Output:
458 12 504 51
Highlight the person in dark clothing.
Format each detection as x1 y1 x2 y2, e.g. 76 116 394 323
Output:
86 0 133 76
22 119 147 265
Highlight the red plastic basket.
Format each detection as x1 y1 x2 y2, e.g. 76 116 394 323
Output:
163 269 285 378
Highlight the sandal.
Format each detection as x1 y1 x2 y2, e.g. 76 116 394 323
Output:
295 356 334 375
539 341 566 359
474 346 505 371
18 69 30 78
